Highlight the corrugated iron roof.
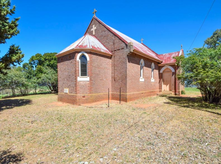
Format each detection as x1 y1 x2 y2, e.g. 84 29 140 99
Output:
57 16 183 65
93 16 161 61
57 33 112 55
158 49 183 64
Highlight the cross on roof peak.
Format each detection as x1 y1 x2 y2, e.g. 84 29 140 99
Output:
93 9 97 16
141 38 144 43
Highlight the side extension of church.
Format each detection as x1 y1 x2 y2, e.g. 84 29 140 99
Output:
56 16 184 105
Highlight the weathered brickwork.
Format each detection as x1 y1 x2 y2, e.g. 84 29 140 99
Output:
127 53 160 101
57 17 182 105
57 52 77 94
86 18 128 102
57 50 111 105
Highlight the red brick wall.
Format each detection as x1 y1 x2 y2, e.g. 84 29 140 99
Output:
90 53 111 94
57 52 77 94
86 18 128 102
86 18 126 51
57 51 111 105
58 94 77 104
127 53 160 101
57 17 181 105
76 52 112 105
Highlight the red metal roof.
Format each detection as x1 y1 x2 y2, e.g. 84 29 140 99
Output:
58 16 183 64
93 16 161 61
158 49 183 64
57 33 112 55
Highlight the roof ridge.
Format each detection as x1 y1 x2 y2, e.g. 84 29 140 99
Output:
158 50 180 55
76 34 86 48
94 17 162 61
86 16 161 61
141 43 159 56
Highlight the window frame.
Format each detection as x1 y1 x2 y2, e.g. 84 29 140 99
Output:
77 52 90 82
151 62 155 82
140 59 144 81
79 55 88 77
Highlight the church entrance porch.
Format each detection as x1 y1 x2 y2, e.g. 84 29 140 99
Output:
162 68 172 91
160 65 175 94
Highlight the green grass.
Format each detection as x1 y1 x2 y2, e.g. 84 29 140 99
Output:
0 94 8 99
184 87 200 95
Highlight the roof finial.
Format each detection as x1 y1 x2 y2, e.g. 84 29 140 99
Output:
93 9 97 16
181 44 183 49
141 38 144 43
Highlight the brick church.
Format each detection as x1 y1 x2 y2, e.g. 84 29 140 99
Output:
56 14 184 105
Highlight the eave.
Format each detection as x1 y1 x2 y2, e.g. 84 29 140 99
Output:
132 49 162 63
56 48 112 58
158 62 176 66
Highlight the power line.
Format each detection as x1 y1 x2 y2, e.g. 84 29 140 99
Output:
189 0 216 50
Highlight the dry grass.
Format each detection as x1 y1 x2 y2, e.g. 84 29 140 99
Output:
0 94 221 163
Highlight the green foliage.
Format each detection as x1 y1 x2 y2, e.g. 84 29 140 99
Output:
181 90 185 95
28 52 58 92
39 66 58 93
0 67 30 95
29 53 57 71
0 45 24 74
204 29 221 49
0 1 57 94
0 0 20 44
0 0 23 73
176 45 221 104
0 51 58 96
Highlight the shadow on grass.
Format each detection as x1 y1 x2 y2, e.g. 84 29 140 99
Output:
166 96 221 116
0 149 24 164
0 99 32 111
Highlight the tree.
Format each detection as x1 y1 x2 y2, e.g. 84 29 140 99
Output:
176 45 221 104
29 52 57 70
0 67 29 96
28 52 58 92
39 66 58 93
204 29 221 49
22 63 38 93
0 0 24 74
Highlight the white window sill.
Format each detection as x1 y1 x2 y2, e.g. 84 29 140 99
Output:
140 78 144 82
151 78 155 82
78 77 89 81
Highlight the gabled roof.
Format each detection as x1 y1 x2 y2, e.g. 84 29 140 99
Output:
158 49 184 65
91 16 161 62
56 33 112 57
57 16 183 65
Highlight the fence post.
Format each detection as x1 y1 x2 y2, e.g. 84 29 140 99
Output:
108 88 109 107
119 87 121 104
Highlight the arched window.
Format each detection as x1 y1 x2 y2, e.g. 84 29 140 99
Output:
80 55 87 76
140 59 144 81
77 52 89 81
151 63 155 82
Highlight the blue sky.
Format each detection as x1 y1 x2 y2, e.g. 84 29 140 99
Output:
1 0 221 63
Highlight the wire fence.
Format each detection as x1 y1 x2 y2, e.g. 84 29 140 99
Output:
0 87 51 99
